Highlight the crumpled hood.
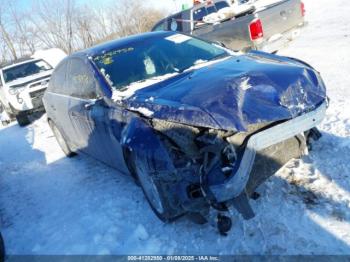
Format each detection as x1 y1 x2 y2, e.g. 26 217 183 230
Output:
123 51 327 132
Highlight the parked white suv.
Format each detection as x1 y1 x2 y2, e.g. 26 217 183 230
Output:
0 49 66 126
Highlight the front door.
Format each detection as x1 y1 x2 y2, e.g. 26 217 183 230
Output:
66 58 106 159
66 57 127 172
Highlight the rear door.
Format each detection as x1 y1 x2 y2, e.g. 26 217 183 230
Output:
44 59 78 144
66 58 103 155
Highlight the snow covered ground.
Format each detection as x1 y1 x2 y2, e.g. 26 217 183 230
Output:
1 0 350 255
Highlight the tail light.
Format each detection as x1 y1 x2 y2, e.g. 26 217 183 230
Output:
249 18 264 41
301 2 305 17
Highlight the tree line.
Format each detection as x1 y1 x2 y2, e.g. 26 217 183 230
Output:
0 0 166 63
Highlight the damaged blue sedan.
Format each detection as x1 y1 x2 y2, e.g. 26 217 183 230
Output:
43 31 327 234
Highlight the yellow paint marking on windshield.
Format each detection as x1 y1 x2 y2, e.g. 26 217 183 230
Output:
103 56 113 65
94 47 135 65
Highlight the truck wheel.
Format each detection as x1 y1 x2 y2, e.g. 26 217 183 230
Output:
15 112 30 127
49 121 76 157
132 154 181 222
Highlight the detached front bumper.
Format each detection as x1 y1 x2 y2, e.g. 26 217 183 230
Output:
209 101 327 203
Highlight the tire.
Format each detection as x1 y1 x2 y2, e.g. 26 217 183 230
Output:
132 153 181 222
122 148 141 187
0 232 5 262
49 120 76 157
15 112 30 127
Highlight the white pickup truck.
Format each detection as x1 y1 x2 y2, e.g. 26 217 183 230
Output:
0 49 66 126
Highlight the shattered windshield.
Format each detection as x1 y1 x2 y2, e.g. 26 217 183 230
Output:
92 34 229 90
3 59 52 83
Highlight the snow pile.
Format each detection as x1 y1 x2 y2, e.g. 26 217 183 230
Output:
203 5 253 24
0 111 11 128
32 48 67 68
1 0 350 255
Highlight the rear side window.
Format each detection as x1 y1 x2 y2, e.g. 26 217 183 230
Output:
67 58 98 100
48 60 68 94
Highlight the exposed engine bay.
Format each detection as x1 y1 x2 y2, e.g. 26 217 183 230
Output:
124 102 325 235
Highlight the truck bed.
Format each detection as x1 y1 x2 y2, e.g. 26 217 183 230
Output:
152 0 305 52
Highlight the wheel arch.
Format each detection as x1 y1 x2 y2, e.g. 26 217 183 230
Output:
120 116 176 176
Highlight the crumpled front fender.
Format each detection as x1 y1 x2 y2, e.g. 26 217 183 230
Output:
121 117 176 174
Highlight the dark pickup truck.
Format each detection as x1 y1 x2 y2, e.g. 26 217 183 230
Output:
152 0 305 52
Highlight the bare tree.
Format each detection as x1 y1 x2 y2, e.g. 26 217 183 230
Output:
0 2 18 60
108 0 164 37
89 5 111 41
75 6 95 49
8 2 37 56
30 0 77 54
0 0 166 62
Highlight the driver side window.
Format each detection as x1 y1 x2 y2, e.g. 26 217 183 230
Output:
68 58 99 100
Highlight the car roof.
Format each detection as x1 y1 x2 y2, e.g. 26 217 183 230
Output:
73 31 176 59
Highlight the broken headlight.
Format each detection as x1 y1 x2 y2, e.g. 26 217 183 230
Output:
196 129 238 179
